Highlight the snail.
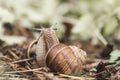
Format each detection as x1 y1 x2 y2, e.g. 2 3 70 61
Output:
27 26 87 75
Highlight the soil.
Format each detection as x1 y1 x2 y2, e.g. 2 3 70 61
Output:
0 23 120 80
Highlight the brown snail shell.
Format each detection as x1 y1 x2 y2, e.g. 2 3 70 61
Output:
46 43 87 75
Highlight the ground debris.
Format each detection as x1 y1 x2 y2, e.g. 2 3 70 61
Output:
0 43 95 80
3 22 34 39
0 22 120 80
94 61 120 80
100 44 114 59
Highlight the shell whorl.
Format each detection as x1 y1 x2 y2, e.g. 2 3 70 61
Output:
46 43 87 75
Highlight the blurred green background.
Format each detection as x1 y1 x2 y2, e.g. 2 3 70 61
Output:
0 0 120 46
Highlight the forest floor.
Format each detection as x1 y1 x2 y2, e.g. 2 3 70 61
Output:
0 23 120 80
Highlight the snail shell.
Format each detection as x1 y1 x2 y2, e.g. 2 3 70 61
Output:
46 43 87 75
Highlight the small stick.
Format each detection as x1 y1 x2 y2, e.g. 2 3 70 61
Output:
32 28 44 31
51 23 57 28
58 74 95 80
93 70 106 76
32 28 57 31
8 50 20 60
2 56 13 61
14 22 28 37
5 68 43 74
95 29 108 46
34 71 60 80
11 58 33 64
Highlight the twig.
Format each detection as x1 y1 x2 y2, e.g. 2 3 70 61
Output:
34 71 60 80
51 23 57 29
32 27 57 31
0 77 25 80
8 50 20 60
5 68 44 74
14 22 29 37
94 70 107 77
58 74 95 80
11 58 33 64
95 29 108 46
2 56 13 61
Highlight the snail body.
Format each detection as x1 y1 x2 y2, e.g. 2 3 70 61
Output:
35 28 59 67
28 28 59 67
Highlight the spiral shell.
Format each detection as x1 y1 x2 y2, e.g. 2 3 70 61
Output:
46 43 87 75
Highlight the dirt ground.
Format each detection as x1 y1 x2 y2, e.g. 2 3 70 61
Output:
0 23 120 80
